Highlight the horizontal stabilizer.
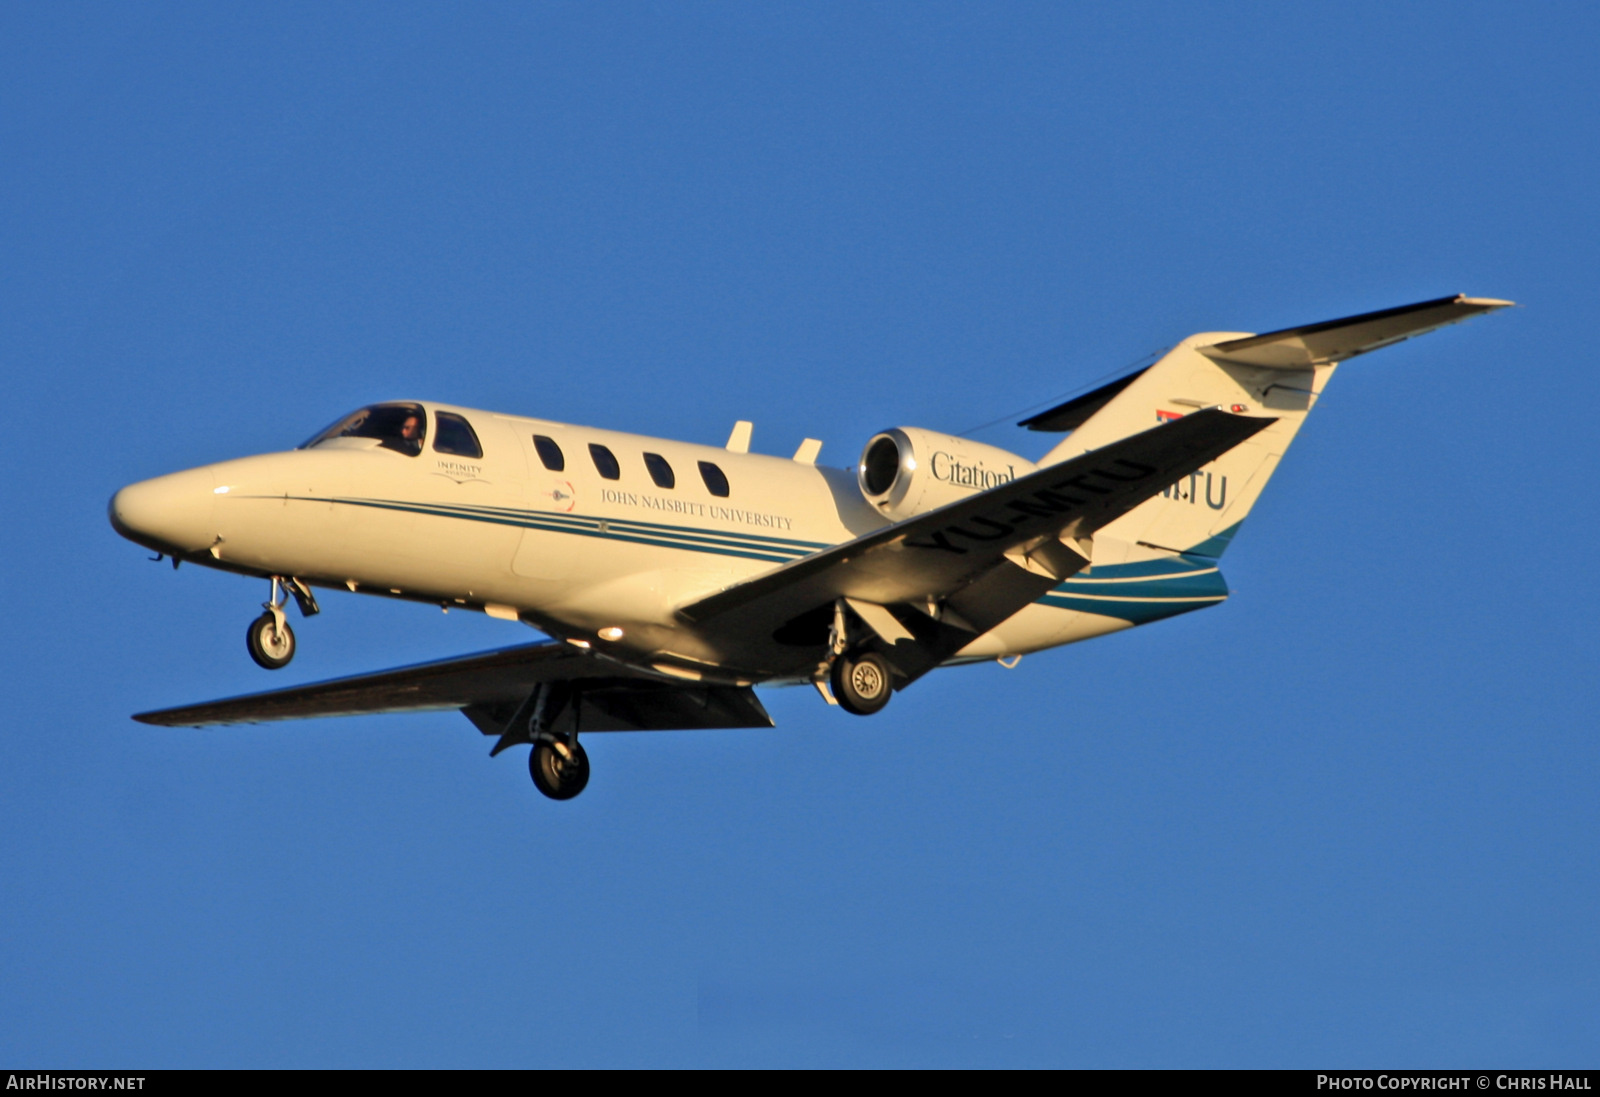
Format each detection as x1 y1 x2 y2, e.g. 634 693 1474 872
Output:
1197 294 1513 369
1020 368 1152 432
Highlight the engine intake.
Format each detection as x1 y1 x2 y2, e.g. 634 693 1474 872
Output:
857 428 1035 521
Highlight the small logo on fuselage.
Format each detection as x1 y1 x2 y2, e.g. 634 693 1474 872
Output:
929 452 1016 491
546 481 576 512
434 459 486 484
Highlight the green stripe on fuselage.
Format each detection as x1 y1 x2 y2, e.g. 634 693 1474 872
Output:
288 496 1233 621
302 496 825 564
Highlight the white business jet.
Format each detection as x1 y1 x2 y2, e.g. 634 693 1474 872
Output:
110 296 1509 799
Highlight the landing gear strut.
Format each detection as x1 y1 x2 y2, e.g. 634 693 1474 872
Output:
820 599 895 716
491 682 592 800
246 576 317 670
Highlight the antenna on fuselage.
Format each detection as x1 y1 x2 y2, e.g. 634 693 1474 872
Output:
792 438 822 464
725 421 753 453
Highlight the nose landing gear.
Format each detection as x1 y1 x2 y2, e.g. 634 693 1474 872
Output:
245 576 319 670
247 609 295 670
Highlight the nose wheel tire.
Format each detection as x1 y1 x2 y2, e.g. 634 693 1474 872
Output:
246 612 296 670
831 650 893 716
530 739 590 800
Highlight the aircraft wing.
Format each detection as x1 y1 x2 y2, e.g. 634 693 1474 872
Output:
134 642 774 733
679 408 1272 680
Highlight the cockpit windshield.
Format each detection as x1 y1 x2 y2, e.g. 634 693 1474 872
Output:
299 403 427 456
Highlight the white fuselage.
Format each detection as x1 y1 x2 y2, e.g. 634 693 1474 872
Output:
110 402 1159 684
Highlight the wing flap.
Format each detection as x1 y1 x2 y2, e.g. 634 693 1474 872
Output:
584 682 774 731
462 682 774 734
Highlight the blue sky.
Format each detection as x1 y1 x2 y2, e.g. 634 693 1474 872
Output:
3 1 1597 1067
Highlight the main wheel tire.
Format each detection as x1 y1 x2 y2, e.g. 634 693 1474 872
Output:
530 739 590 800
246 612 295 670
831 650 893 716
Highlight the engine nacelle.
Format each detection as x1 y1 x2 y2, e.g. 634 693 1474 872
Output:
857 427 1036 521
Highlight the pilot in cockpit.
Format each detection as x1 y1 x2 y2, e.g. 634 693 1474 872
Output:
395 411 424 456
301 403 427 456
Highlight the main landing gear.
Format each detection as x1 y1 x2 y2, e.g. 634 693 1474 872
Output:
530 738 590 800
819 599 897 716
489 681 591 801
246 576 319 670
830 650 893 715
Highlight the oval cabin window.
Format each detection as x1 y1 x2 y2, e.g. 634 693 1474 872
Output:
533 434 565 471
698 461 730 498
643 452 675 489
589 443 621 480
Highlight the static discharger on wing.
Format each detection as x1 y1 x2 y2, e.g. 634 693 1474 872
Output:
109 295 1512 800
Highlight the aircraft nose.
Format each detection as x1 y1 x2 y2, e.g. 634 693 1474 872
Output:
108 466 219 555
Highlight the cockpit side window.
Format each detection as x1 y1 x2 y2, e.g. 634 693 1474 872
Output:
300 403 427 456
433 412 483 459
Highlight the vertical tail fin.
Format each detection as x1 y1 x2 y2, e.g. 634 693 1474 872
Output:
1025 295 1511 559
